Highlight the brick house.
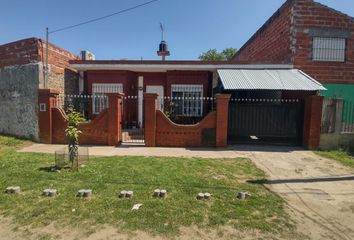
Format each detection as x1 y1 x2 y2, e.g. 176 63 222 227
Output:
69 60 244 126
0 37 79 140
232 0 354 102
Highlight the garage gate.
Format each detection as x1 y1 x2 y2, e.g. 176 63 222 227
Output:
228 99 304 145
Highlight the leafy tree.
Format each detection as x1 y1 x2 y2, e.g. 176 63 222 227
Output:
65 106 85 170
198 47 237 61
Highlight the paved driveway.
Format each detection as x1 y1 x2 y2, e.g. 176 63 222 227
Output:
20 144 354 239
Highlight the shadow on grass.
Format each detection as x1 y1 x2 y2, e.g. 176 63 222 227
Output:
248 175 354 185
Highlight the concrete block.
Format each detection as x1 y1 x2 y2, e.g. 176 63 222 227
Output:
5 186 21 194
237 192 252 199
126 191 133 198
43 189 57 197
118 190 127 198
159 189 167 198
77 189 92 198
196 193 204 200
153 189 160 197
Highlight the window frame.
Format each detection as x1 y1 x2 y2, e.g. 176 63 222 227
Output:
171 84 204 117
312 37 346 62
92 83 123 114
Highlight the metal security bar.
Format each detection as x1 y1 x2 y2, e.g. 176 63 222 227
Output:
55 94 108 119
312 37 346 62
342 100 354 133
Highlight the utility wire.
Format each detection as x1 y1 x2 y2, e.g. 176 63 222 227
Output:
49 0 160 34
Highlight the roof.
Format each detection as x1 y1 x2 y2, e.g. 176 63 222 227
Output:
217 69 326 91
70 60 293 72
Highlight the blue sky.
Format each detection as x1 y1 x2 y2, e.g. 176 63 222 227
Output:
1 0 353 60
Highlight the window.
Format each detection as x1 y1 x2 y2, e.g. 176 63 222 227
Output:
171 85 203 117
92 83 123 114
312 37 346 62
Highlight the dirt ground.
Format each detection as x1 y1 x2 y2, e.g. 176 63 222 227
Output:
5 144 354 240
238 146 354 240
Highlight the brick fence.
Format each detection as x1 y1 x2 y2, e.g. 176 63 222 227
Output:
38 89 123 146
144 93 231 147
38 89 322 149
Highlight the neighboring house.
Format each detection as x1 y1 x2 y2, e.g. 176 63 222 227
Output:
0 37 79 140
232 0 354 102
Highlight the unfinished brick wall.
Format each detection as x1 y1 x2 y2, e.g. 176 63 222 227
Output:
0 37 79 94
232 0 354 85
145 93 230 147
232 0 293 64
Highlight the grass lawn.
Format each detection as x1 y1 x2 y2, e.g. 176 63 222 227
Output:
315 150 354 168
0 135 293 236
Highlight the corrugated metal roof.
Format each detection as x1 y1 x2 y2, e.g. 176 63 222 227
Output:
217 69 326 91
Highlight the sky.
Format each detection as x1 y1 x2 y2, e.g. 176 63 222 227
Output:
1 0 354 60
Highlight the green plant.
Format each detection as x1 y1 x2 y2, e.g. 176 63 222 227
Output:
65 106 85 170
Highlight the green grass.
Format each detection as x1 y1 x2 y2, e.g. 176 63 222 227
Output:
0 135 292 236
315 150 354 168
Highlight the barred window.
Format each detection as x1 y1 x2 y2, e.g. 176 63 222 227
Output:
312 37 346 62
92 83 123 114
171 84 203 117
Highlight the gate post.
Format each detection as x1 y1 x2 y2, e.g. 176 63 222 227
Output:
303 95 324 150
215 94 231 147
144 93 158 147
38 89 59 144
107 93 124 146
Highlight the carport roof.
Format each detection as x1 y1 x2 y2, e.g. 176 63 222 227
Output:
217 69 326 91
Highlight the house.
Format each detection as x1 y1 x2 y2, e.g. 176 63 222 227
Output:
0 37 79 140
232 0 354 102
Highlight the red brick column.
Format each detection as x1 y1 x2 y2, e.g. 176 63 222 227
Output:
144 93 158 147
215 94 231 147
303 95 324 150
107 93 124 146
38 89 59 143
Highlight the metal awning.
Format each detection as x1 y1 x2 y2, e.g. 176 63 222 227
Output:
217 69 326 91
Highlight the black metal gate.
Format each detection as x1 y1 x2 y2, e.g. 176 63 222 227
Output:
228 99 304 145
121 96 145 144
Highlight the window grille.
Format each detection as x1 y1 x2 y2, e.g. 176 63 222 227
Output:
92 83 123 114
171 84 203 117
312 37 346 62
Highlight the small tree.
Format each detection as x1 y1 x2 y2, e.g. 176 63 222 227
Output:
65 106 85 170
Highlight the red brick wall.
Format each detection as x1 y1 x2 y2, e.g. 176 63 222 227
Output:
52 108 115 145
292 0 354 84
0 37 79 93
85 70 212 122
39 90 123 146
144 93 230 147
0 38 39 67
156 111 216 147
303 95 324 149
232 1 293 64
232 0 354 85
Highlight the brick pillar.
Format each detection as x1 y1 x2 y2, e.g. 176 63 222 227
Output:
38 89 59 143
303 95 324 150
215 94 231 147
107 93 124 146
144 93 158 147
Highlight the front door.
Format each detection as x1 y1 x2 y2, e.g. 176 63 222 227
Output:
146 85 164 111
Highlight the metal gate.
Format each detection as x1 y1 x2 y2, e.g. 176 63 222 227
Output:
121 96 145 144
228 99 304 145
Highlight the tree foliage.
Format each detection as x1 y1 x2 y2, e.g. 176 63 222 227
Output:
198 47 237 61
65 106 85 170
